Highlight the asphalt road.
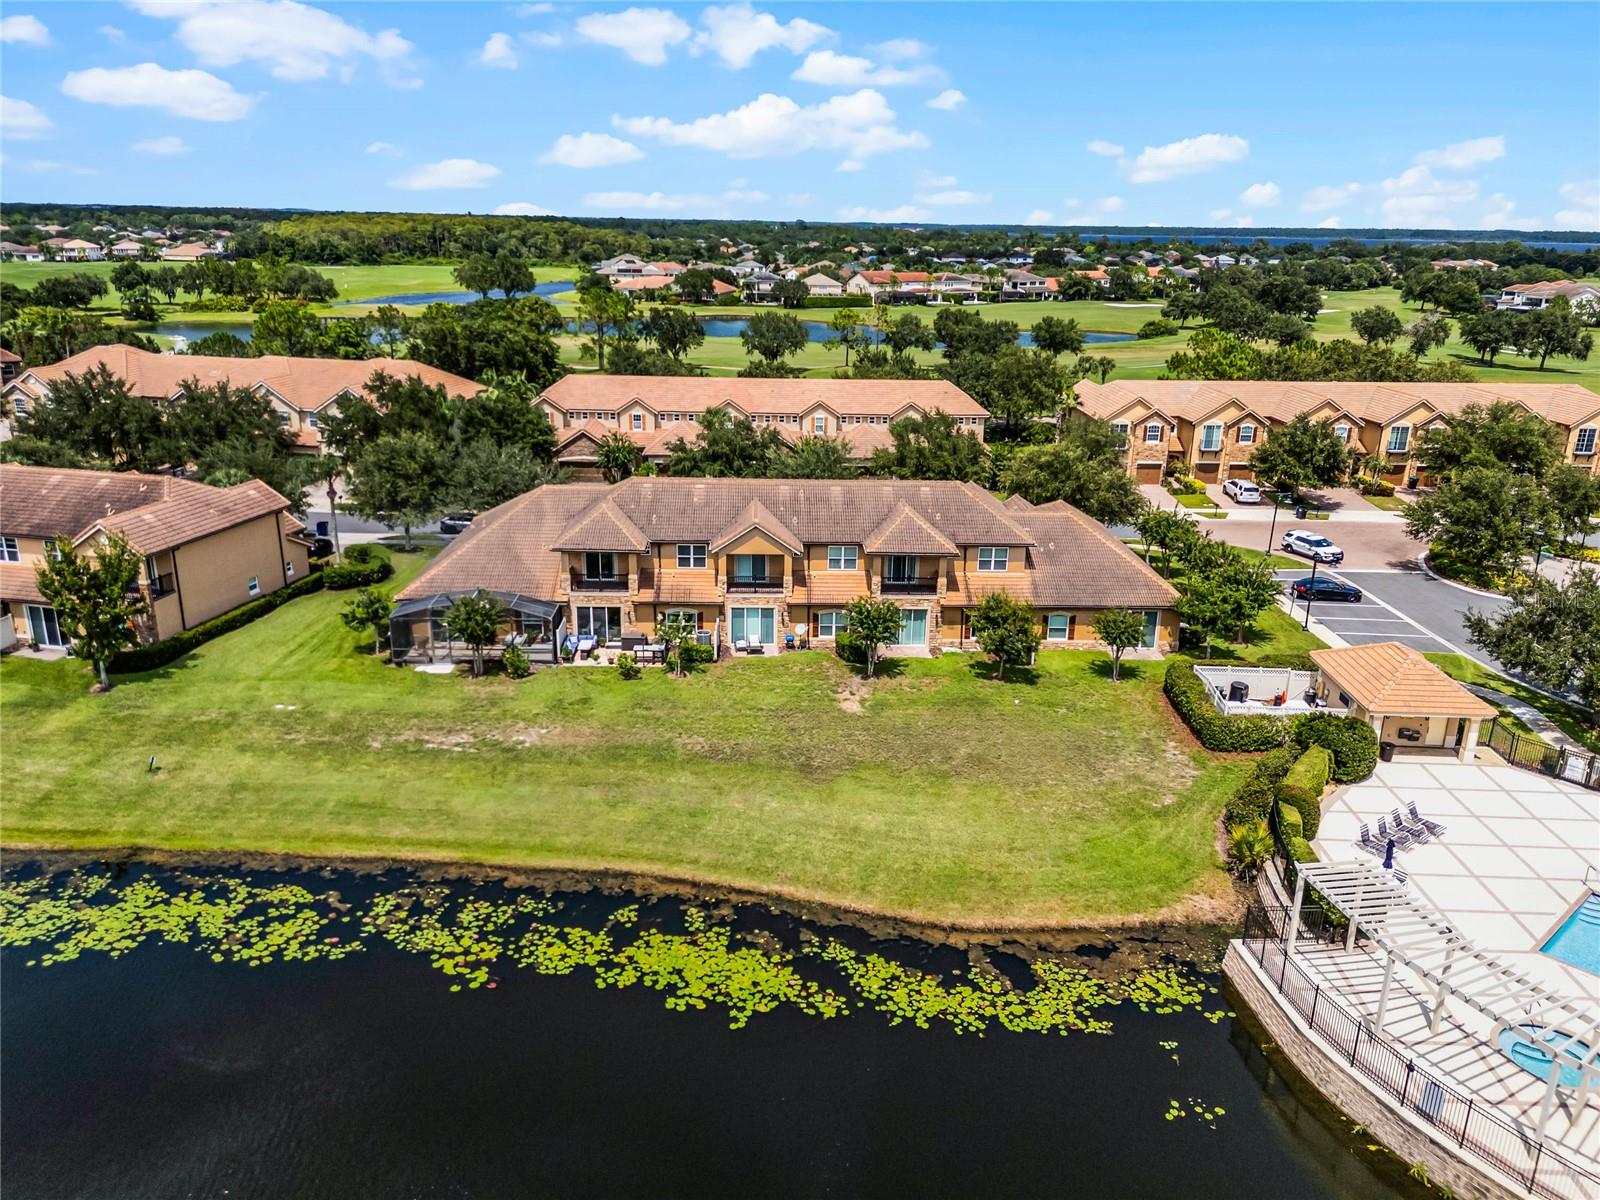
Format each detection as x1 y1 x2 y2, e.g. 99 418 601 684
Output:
1276 567 1509 665
304 510 443 536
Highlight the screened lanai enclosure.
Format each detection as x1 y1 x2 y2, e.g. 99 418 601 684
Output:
388 591 565 667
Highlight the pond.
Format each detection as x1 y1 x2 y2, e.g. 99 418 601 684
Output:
155 313 1136 351
0 864 1416 1199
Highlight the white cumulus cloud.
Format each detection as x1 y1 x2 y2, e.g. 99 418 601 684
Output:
60 63 256 121
615 88 926 162
390 157 502 190
130 0 417 85
1023 209 1053 225
1126 133 1248 183
540 131 644 168
1061 195 1124 223
837 204 932 223
925 88 965 111
1 95 52 138
792 50 938 87
494 201 553 216
583 188 767 214
1315 216 1341 229
1555 181 1599 230
1240 181 1280 207
1479 193 1541 231
478 32 518 69
1301 182 1360 213
575 7 690 65
1380 165 1477 225
1414 135 1504 170
1086 139 1123 157
133 134 189 155
916 189 991 206
1 15 50 45
872 38 929 60
693 4 831 68
366 140 401 155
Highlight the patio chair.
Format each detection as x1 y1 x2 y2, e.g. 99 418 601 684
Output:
1391 807 1431 845
621 634 645 653
1355 822 1382 856
1390 867 1409 888
1408 802 1447 839
1376 816 1413 852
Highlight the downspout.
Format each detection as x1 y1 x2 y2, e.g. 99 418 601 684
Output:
275 513 289 589
170 545 188 631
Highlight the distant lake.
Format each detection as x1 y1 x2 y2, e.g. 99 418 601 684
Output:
159 314 1137 350
335 280 574 306
1075 231 1600 252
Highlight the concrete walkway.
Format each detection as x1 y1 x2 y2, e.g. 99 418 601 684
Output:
1465 685 1579 750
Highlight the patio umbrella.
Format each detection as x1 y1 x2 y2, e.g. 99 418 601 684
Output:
1383 839 1396 870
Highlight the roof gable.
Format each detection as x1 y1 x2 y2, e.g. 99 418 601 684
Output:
863 501 959 557
550 499 648 553
709 498 804 556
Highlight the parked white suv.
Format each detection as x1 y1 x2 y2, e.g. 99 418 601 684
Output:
1222 478 1261 504
1281 529 1345 564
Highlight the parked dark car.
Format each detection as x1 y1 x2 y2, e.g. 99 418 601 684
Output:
1290 577 1362 603
439 511 476 536
307 537 335 561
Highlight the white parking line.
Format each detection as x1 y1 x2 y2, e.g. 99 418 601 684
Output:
1315 616 1411 623
1316 569 1474 657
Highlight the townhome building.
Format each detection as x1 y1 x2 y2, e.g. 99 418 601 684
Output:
1495 281 1600 315
536 376 990 475
1073 379 1600 484
0 464 310 652
845 270 932 300
2 345 479 451
388 479 1178 664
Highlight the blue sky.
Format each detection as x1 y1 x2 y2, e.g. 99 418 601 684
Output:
2 2 1597 230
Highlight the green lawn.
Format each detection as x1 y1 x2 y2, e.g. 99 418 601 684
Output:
0 551 1249 927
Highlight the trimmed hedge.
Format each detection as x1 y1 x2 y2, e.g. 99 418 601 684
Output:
1277 744 1332 838
1163 658 1298 753
1288 836 1317 864
1223 745 1300 824
111 573 324 673
1294 712 1378 783
323 546 394 590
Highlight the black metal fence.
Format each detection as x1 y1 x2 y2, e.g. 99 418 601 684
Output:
1240 906 1600 1200
1483 719 1599 791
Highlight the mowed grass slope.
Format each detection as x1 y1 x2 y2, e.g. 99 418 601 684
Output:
0 554 1246 927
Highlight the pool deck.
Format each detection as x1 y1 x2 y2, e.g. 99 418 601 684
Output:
1296 757 1600 1184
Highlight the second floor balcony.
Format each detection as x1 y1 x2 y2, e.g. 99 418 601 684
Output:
145 572 176 598
726 574 784 593
880 575 939 595
569 569 627 592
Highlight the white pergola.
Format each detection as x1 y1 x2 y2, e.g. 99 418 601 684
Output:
1288 859 1600 1139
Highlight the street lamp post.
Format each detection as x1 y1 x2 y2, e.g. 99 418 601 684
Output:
1301 558 1320 631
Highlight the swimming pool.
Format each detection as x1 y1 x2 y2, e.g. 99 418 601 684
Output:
1541 892 1600 976
1497 1027 1591 1088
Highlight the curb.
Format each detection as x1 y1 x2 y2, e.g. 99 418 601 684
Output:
1415 550 1506 600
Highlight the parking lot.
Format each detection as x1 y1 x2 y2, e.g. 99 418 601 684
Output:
1275 567 1508 659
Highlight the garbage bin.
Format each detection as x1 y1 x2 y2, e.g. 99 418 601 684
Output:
1379 741 1396 762
1294 505 1307 520
316 519 329 537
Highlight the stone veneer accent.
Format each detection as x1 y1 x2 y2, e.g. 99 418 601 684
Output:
1224 943 1526 1200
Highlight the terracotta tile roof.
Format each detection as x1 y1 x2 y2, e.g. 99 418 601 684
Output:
540 375 986 418
0 347 20 364
83 479 291 554
1001 494 1035 511
854 270 931 285
709 497 804 555
6 346 479 414
0 463 208 539
1309 643 1496 718
550 498 649 552
1004 503 1179 609
795 572 868 605
863 501 958 557
0 563 46 603
1074 379 1600 429
612 274 677 292
397 484 611 601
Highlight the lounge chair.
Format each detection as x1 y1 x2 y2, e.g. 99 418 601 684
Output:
1408 802 1447 839
1390 867 1409 888
1355 822 1382 856
1376 816 1413 852
1391 807 1431 845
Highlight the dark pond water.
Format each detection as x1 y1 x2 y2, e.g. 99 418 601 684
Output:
158 312 1136 350
0 864 1414 1200
336 279 575 306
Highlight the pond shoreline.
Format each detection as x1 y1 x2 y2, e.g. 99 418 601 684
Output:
0 843 1248 954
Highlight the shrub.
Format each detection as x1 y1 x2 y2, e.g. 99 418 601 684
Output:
678 642 715 667
1256 745 1298 784
323 550 394 590
1294 713 1378 782
1225 772 1276 824
110 573 324 673
1359 477 1396 497
1288 836 1317 864
503 643 530 679
616 652 640 680
1277 744 1332 838
1276 800 1304 839
832 629 868 667
1138 317 1179 339
1163 659 1297 753
1226 820 1273 878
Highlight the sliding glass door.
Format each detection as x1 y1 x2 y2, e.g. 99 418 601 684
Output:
24 605 64 648
894 608 927 646
729 607 775 645
575 606 622 643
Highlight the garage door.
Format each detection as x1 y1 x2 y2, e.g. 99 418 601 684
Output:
1134 461 1163 483
1227 464 1255 480
1193 462 1219 479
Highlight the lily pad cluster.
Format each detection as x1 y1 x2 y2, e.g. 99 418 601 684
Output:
3 871 1226 1038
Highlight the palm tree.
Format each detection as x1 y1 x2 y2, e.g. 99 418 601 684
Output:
596 431 642 483
302 452 344 563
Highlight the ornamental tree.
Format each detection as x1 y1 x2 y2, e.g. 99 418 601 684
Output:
443 591 504 677
968 591 1040 682
1093 607 1147 682
340 586 392 655
34 531 144 691
1464 568 1600 708
842 596 903 678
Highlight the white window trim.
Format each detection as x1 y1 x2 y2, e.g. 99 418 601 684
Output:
1238 423 1256 445
1575 426 1597 455
1387 425 1411 453
827 545 858 571
631 412 643 431
676 543 707 569
977 546 1009 572
1200 423 1223 452
817 610 848 638
0 536 18 564
247 576 261 597
1144 423 1162 444
1046 613 1073 640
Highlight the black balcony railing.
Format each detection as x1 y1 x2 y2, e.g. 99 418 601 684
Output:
147 573 176 597
569 570 626 591
881 576 939 594
727 575 782 593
